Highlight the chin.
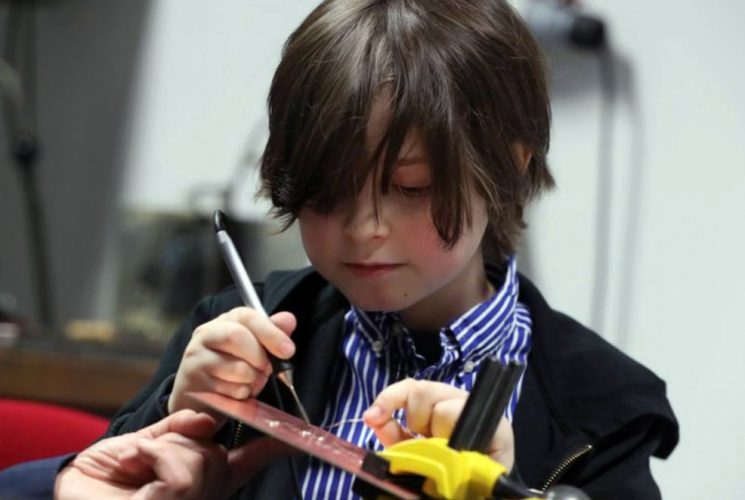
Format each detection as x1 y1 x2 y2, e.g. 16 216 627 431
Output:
342 288 417 313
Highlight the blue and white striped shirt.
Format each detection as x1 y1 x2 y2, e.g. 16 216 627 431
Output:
301 257 532 499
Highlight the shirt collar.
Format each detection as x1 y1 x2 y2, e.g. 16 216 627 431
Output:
447 256 519 363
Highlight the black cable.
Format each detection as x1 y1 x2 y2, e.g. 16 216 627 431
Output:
589 45 616 334
491 474 541 499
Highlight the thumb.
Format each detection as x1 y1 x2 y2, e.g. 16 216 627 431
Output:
269 311 297 336
167 412 219 440
136 410 217 441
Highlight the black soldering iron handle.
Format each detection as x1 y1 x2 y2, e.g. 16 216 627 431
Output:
269 357 296 379
448 358 524 453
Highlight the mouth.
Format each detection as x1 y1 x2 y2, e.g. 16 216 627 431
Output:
343 262 403 277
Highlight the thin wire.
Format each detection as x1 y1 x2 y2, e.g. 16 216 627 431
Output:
269 376 305 500
322 417 366 431
321 415 418 440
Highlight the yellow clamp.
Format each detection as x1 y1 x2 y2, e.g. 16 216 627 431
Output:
378 437 506 499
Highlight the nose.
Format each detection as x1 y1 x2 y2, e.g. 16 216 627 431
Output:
342 181 390 242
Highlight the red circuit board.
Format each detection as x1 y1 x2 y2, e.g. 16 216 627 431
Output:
188 392 419 499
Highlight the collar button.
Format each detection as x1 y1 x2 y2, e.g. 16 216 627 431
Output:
371 340 384 353
391 323 404 337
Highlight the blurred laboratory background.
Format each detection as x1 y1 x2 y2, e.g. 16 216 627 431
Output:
0 0 743 497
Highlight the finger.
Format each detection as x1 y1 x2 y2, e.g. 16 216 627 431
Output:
363 410 415 448
363 379 415 428
151 435 228 498
201 349 266 385
223 309 297 337
363 401 415 448
154 431 228 458
173 370 256 420
487 417 515 472
136 410 217 441
428 398 467 439
223 307 297 360
365 379 466 432
174 346 268 411
131 436 228 499
202 371 254 400
249 372 270 395
159 433 230 485
115 446 158 484
269 311 297 336
71 447 152 487
197 320 271 373
117 432 223 487
130 439 196 499
131 482 172 500
403 382 462 435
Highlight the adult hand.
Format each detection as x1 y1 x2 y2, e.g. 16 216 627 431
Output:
54 409 292 500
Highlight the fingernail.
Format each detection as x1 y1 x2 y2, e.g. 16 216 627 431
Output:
364 405 383 421
279 340 295 357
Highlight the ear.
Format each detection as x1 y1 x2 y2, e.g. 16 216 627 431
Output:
514 143 533 172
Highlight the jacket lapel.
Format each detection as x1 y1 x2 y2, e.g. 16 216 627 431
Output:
247 271 347 500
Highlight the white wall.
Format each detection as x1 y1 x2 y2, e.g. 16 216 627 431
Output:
120 0 315 218
527 1 745 498
119 1 745 497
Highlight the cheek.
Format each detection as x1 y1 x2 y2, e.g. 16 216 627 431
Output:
410 207 488 266
407 221 462 266
298 213 332 262
418 238 474 272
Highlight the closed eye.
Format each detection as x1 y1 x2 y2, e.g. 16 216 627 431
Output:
391 184 431 198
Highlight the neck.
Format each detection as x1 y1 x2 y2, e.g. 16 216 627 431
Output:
398 252 494 331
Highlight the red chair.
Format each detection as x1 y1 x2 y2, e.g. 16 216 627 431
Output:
0 399 109 471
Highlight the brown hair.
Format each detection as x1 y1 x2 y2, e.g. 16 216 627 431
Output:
260 0 554 261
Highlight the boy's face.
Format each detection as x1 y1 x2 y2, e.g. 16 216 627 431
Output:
298 106 492 330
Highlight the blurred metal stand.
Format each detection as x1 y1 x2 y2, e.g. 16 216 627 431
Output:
0 0 54 329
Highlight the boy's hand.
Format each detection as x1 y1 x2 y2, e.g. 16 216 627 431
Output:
168 307 297 416
363 379 515 472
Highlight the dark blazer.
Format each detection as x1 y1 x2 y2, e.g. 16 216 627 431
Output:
0 455 72 499
0 268 678 499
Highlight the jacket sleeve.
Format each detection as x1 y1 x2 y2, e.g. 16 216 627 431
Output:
564 416 671 500
105 294 218 437
0 454 75 499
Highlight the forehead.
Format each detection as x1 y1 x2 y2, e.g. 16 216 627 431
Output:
365 94 428 164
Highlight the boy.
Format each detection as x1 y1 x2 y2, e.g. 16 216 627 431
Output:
73 0 679 498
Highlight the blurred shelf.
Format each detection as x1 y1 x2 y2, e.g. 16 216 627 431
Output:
0 343 159 416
